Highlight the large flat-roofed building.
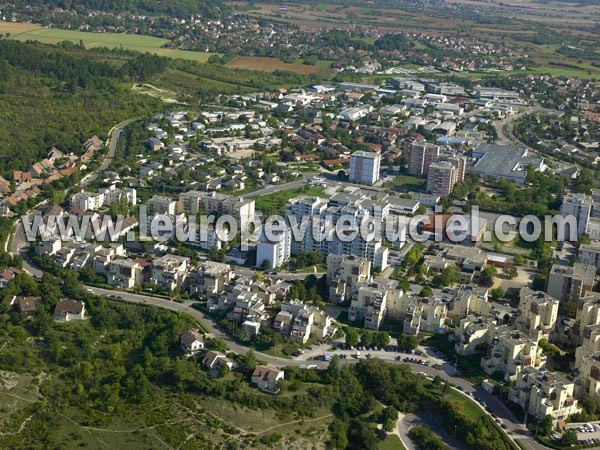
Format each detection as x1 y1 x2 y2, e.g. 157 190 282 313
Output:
256 227 292 270
467 143 546 184
547 263 596 303
474 86 520 101
578 243 600 272
349 151 381 185
509 367 580 421
560 192 593 239
426 156 466 197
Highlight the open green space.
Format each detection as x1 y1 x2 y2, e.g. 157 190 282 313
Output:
0 23 214 62
252 186 327 215
378 434 408 450
390 175 426 192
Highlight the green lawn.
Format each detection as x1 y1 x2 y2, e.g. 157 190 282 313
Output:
1 24 214 62
444 389 485 421
390 175 426 192
378 434 407 450
252 186 327 215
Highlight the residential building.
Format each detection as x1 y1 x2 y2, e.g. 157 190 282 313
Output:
578 243 600 272
147 195 177 215
151 254 190 290
546 263 595 303
106 259 142 289
517 289 559 341
71 190 104 211
408 142 441 176
479 325 545 381
349 150 381 185
327 254 372 303
560 193 593 239
256 227 291 270
180 329 204 355
251 365 284 392
426 156 466 197
202 351 235 373
53 299 86 322
188 261 233 297
509 367 580 421
574 352 600 401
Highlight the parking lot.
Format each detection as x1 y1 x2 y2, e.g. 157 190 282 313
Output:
563 422 600 446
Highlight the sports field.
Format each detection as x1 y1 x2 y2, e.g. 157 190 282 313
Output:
0 22 213 62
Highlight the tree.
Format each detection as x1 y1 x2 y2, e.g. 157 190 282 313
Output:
379 406 398 432
478 266 497 287
540 415 553 436
503 263 518 279
420 286 433 297
490 287 504 300
561 429 577 446
345 327 359 347
375 332 390 348
360 331 373 347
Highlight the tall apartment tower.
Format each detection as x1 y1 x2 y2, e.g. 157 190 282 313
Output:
408 142 441 176
426 156 466 197
349 151 381 185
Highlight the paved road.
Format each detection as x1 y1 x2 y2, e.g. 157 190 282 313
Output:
243 174 317 198
80 119 133 188
84 285 547 449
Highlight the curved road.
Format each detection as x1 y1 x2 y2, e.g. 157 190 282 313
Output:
85 285 547 450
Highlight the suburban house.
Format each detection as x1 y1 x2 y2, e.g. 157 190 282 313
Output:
53 299 86 322
251 365 284 393
202 350 235 373
180 329 205 355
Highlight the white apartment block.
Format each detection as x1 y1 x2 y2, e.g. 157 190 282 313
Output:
575 352 600 401
106 259 142 289
349 279 403 330
147 195 177 215
256 227 291 270
480 326 545 381
71 190 104 211
448 285 491 321
151 254 190 291
517 289 559 341
578 243 600 273
327 254 372 303
560 192 593 239
188 261 233 297
509 367 580 421
349 150 381 185
178 190 255 232
99 185 137 207
546 263 595 303
577 294 600 344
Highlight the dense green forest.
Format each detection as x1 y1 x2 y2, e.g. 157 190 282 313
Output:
0 40 163 177
0 39 309 178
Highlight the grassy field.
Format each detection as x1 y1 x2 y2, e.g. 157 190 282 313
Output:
0 22 214 62
390 175 426 192
444 389 486 421
226 55 322 75
378 434 407 450
252 186 327 214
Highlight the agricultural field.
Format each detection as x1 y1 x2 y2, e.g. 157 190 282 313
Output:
226 56 322 75
0 22 213 62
